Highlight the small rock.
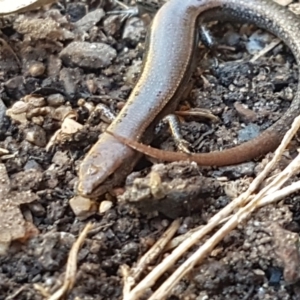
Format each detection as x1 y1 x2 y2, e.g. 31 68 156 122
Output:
14 16 73 40
289 3 300 15
52 151 69 167
53 105 72 121
86 79 97 94
24 95 46 107
119 162 220 218
59 67 79 97
48 55 62 77
90 240 101 254
69 196 97 220
0 98 7 125
99 200 113 214
25 126 47 147
274 54 285 64
31 116 44 125
47 93 65 107
59 41 117 69
31 231 75 272
28 202 46 217
45 170 59 189
66 2 86 22
122 17 145 45
8 101 29 114
29 62 46 77
75 8 105 33
61 117 83 134
234 102 257 123
246 30 274 54
6 110 27 124
124 60 142 85
24 160 43 171
26 107 53 119
223 30 241 46
10 169 43 191
103 15 122 37
268 267 283 286
270 223 300 284
121 242 139 256
253 269 266 276
213 161 255 179
238 123 260 142
6 101 29 124
0 164 38 254
4 76 25 99
0 242 9 256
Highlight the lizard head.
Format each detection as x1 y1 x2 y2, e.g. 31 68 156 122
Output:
77 132 138 198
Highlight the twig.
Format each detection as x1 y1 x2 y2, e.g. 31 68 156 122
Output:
5 286 27 300
150 158 300 299
48 222 93 300
124 115 300 300
123 219 181 297
250 38 281 63
132 219 181 280
257 179 300 207
148 117 300 300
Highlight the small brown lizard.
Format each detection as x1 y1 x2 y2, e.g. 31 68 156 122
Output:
78 0 300 197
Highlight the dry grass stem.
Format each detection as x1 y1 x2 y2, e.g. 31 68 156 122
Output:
48 222 93 300
124 115 300 300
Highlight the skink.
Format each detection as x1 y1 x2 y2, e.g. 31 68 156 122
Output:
77 0 300 198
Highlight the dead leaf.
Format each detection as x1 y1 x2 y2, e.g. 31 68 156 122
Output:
0 163 39 254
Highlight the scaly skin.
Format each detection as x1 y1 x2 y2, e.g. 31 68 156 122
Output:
78 0 300 197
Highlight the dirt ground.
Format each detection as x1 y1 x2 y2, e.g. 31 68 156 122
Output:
0 0 300 299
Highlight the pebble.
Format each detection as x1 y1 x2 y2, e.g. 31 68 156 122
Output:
75 8 105 33
8 101 29 114
24 96 46 107
213 161 255 179
47 94 65 107
59 67 78 97
28 202 46 217
52 151 69 167
59 41 117 69
25 126 47 147
29 62 46 77
26 107 53 119
69 195 97 220
53 105 72 121
31 116 44 125
234 102 257 123
6 101 29 123
223 30 241 46
14 16 74 40
4 76 25 99
99 200 113 214
103 15 122 37
246 30 273 54
24 160 43 171
47 55 62 77
289 3 300 15
238 123 260 142
122 17 145 45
